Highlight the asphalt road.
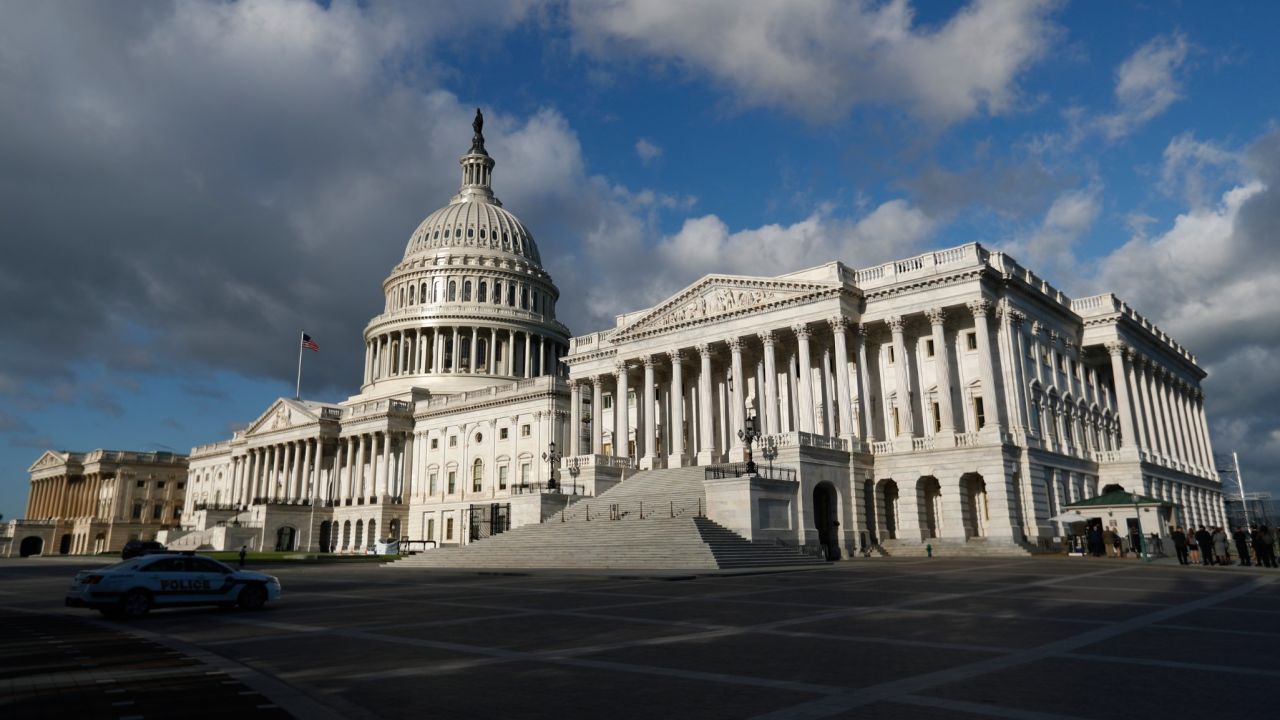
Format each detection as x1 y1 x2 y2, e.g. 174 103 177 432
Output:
2 556 1277 719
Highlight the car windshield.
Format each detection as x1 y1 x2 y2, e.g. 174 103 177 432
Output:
94 558 148 573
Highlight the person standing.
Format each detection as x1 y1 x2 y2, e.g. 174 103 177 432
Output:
1103 528 1117 558
1171 527 1189 565
1234 527 1253 567
1213 527 1230 565
238 545 247 569
1194 526 1214 566
1257 525 1277 569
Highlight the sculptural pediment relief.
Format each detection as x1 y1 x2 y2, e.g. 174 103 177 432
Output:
612 277 836 340
28 450 66 472
245 399 319 436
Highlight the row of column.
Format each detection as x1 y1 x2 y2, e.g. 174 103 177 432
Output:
1147 477 1224 529
364 326 564 383
386 275 548 318
330 431 411 505
230 439 320 507
1106 343 1213 470
26 475 104 520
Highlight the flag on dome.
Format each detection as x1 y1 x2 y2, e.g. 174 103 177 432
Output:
301 333 319 352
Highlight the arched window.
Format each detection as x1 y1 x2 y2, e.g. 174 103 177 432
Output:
507 284 515 306
368 520 377 547
472 458 484 492
478 281 487 303
480 228 486 239
463 280 472 302
447 280 457 302
421 282 428 303
467 227 474 238
355 520 364 550
520 286 529 310
455 228 461 238
409 285 416 305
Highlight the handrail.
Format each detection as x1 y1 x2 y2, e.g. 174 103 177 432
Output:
511 482 585 496
704 463 797 482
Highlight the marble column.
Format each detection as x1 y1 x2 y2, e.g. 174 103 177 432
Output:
569 380 582 456
926 308 955 435
727 338 747 459
669 351 687 466
696 343 717 464
1106 343 1139 450
792 325 815 434
968 300 1003 434
886 316 912 438
759 332 780 435
615 360 630 461
855 325 874 441
381 431 392 499
591 377 604 454
829 318 854 440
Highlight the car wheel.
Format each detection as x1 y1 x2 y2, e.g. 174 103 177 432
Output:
237 584 267 611
121 589 152 618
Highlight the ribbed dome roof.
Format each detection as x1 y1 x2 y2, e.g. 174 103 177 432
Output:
402 108 542 265
404 199 541 265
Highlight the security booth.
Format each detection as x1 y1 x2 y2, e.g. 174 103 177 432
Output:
1064 490 1179 557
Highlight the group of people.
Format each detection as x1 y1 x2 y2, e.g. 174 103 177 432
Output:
1170 525 1277 567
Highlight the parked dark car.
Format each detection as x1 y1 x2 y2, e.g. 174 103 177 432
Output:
120 540 166 559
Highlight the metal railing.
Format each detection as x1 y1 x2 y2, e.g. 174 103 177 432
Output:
704 463 797 482
193 502 242 512
511 482 585 496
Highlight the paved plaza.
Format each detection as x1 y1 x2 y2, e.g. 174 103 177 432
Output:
2 557 1278 719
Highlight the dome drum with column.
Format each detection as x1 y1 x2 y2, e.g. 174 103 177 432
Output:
361 109 569 395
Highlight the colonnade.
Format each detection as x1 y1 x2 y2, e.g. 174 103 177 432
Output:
229 438 322 507
329 430 412 505
1146 476 1224 529
26 474 104 520
385 274 551 320
364 326 565 383
1106 343 1214 471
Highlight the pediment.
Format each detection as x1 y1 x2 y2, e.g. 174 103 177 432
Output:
611 275 840 341
28 450 67 472
244 398 320 436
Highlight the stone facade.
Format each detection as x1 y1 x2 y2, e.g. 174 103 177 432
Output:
3 449 189 557
13 113 1222 560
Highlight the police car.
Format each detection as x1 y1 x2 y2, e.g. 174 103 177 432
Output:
65 552 281 618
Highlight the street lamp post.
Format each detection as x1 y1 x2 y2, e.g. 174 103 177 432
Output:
760 436 778 476
542 442 561 492
737 412 760 475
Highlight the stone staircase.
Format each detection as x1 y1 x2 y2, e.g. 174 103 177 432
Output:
879 536 1039 557
389 466 826 570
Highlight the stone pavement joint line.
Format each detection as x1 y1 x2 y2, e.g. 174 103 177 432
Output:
749 575 1278 720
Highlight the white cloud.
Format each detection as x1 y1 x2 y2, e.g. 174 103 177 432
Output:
1160 132 1238 208
635 137 663 165
996 187 1100 277
1096 32 1189 139
567 0 1060 124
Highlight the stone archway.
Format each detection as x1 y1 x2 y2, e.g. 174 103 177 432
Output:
318 521 332 552
962 473 988 538
275 525 297 551
862 479 877 545
388 518 401 542
812 482 841 561
355 520 364 550
58 533 72 555
877 479 899 540
342 520 352 550
19 536 43 557
918 476 942 539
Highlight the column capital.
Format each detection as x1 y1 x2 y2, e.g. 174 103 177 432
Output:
1031 320 1046 337
591 375 605 388
641 354 656 368
791 323 812 339
667 349 685 364
614 359 628 374
966 299 993 318
854 323 869 337
758 330 775 346
924 307 947 326
725 336 744 352
885 315 905 333
828 316 850 333
1105 341 1127 357
695 342 713 358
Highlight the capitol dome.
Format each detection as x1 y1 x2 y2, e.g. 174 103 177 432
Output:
358 109 569 396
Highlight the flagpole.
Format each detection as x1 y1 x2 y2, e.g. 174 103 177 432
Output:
295 330 304 400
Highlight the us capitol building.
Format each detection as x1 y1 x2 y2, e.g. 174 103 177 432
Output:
7 112 1227 562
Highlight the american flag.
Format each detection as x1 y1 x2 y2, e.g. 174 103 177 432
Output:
301 333 320 352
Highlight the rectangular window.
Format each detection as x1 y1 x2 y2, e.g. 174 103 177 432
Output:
520 463 531 484
429 471 438 495
1056 353 1065 371
431 438 439 450
628 391 636 406
603 395 613 409
136 481 145 488
426 518 435 541
892 407 901 436
152 504 163 520
446 517 454 541
448 436 457 447
447 471 456 494
521 425 530 437
498 466 508 489
887 346 895 364
973 397 986 429
966 332 978 351
157 481 165 489
177 482 185 490
932 402 941 432
132 503 143 520
472 467 482 492
500 428 509 440
925 339 935 357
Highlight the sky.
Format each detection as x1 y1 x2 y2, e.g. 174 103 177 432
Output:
2 0 1279 522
